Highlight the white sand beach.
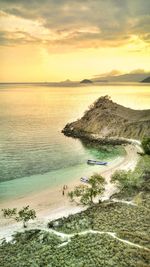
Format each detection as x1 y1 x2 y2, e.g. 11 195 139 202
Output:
0 142 141 241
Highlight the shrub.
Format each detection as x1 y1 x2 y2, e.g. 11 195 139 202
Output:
142 137 150 155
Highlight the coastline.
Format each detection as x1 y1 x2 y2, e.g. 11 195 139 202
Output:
0 142 141 241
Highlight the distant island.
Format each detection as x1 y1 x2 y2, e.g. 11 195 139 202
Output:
63 96 150 141
80 79 93 84
141 76 150 83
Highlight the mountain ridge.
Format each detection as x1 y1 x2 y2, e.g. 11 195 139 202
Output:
92 73 150 82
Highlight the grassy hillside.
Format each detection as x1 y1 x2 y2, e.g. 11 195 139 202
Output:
0 156 150 267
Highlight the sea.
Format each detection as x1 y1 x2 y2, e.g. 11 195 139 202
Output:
0 83 150 202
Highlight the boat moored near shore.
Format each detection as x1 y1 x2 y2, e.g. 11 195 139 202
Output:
80 177 89 183
87 160 108 166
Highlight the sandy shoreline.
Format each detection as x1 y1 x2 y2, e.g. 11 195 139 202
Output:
0 142 141 241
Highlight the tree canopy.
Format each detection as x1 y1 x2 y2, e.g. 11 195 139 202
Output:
68 173 105 205
2 206 36 228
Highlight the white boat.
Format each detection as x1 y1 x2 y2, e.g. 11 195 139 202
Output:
87 159 107 165
80 177 89 183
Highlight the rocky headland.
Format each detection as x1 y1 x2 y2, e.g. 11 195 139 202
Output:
141 76 150 83
62 96 150 144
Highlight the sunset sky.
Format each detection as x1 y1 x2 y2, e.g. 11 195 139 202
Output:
0 0 150 82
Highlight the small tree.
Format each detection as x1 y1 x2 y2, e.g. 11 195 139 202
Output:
142 137 150 155
2 206 36 228
2 208 17 218
68 173 105 205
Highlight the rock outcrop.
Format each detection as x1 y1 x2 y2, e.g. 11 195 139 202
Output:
141 77 150 83
62 96 150 141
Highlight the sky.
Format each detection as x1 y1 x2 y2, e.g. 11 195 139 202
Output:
0 0 150 82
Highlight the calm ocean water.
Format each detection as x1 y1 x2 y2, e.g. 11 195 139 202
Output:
0 83 149 201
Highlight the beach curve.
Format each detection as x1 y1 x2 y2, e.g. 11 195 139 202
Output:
0 140 141 241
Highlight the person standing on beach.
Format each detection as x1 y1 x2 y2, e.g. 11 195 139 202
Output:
62 185 68 196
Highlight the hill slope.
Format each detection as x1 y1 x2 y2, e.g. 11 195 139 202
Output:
63 96 150 140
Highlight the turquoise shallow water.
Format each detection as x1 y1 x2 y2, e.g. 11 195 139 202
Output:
0 83 149 201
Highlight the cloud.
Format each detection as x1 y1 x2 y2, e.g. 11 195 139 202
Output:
0 30 41 46
93 70 122 78
0 0 150 50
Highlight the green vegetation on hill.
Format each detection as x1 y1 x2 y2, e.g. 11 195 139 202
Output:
111 154 150 198
0 156 150 267
142 137 150 155
1 229 149 267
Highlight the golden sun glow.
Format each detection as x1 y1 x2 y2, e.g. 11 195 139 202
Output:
0 1 150 82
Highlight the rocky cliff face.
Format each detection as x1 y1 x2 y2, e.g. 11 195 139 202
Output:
63 96 150 140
